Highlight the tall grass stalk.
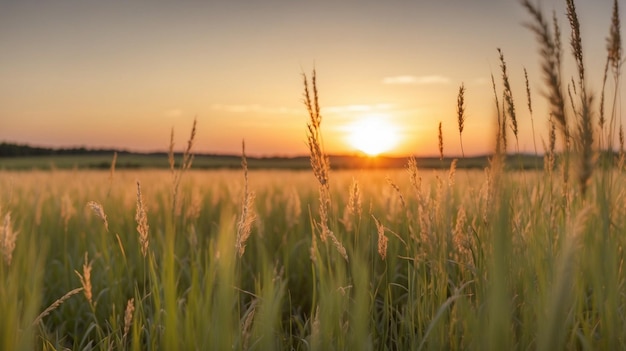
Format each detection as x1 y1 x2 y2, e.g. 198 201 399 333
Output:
457 83 466 158
565 0 595 196
236 140 256 257
498 48 519 152
303 69 347 262
169 118 197 217
524 67 539 156
521 0 568 146
438 121 444 160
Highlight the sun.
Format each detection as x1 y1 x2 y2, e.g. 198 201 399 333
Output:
347 114 399 156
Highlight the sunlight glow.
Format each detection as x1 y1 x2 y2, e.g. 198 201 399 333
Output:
347 114 399 156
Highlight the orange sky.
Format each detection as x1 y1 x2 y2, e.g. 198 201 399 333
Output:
0 0 620 157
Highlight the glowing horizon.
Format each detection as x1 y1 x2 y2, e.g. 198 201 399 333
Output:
0 1 620 158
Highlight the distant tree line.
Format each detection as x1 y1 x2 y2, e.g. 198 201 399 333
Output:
0 142 124 157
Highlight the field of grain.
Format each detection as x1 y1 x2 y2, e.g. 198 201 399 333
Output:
1 162 626 350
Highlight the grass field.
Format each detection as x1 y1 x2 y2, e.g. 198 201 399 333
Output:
0 152 542 171
1 164 626 350
2 0 626 349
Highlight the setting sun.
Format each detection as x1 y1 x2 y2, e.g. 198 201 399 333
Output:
347 114 399 156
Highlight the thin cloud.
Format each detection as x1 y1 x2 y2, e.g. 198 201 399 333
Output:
323 103 394 114
163 108 184 118
472 77 489 85
382 75 451 85
211 104 300 115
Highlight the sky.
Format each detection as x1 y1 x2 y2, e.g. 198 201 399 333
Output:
0 0 620 157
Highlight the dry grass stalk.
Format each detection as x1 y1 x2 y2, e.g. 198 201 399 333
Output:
302 70 348 261
407 157 422 201
347 178 362 220
608 0 622 72
75 252 93 307
600 58 609 147
342 178 361 232
498 48 518 149
329 230 348 261
452 206 471 265
418 196 432 247
32 287 84 326
182 118 197 170
1 211 17 266
480 166 495 224
606 0 622 150
303 70 330 188
236 140 256 258
87 201 109 232
303 70 330 239
501 92 508 153
434 176 445 222
438 121 444 160
565 0 594 196
170 118 197 216
567 84 576 117
317 188 332 243
123 298 135 341
407 157 425 243
575 96 594 196
135 181 149 258
457 83 466 158
372 216 388 261
386 177 406 209
524 67 539 156
545 116 557 175
491 73 503 155
566 0 585 90
521 0 568 146
241 299 258 350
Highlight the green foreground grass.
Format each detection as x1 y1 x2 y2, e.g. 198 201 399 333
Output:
1 165 626 350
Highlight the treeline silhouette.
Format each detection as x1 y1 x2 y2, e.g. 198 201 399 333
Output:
1 142 555 170
0 142 127 157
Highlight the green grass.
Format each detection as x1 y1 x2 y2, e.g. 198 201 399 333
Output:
0 166 625 350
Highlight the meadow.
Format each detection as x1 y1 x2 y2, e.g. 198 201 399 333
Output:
2 0 626 349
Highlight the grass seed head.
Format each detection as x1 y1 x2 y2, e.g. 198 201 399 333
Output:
1 211 17 266
373 216 388 260
123 298 135 340
32 287 84 326
87 201 109 232
135 181 149 258
75 252 93 307
438 121 444 160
